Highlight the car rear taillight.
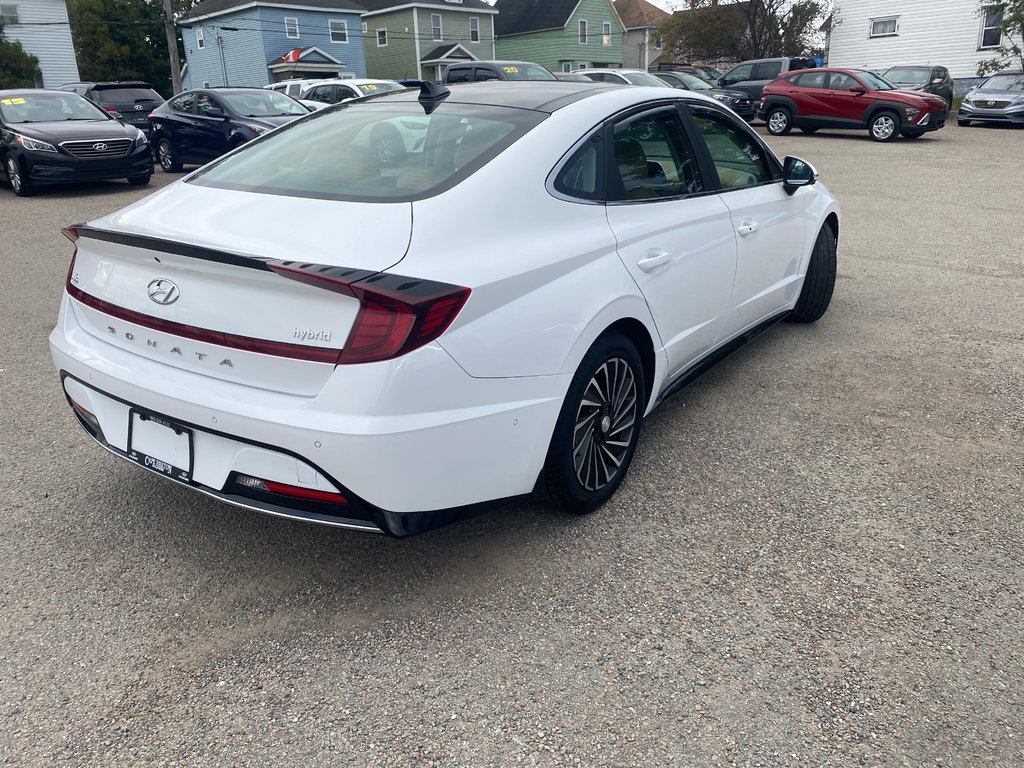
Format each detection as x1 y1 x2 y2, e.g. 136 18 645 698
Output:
103 107 120 114
69 398 105 440
62 225 79 285
235 473 348 504
268 261 470 364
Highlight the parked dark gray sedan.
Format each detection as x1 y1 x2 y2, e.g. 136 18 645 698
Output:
882 65 954 110
958 72 1024 126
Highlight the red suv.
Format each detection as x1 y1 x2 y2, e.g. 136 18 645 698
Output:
758 68 948 142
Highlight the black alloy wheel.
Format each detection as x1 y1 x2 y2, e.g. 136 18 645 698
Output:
157 138 182 172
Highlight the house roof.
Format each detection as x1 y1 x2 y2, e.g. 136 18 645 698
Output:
267 46 343 65
182 0 365 23
420 43 477 62
494 0 582 37
358 0 495 14
615 0 667 30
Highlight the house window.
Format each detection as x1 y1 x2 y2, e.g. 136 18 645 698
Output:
329 19 348 43
376 28 388 47
196 27 205 50
869 16 899 37
431 13 442 41
470 16 480 43
362 22 367 32
0 4 18 24
579 19 588 44
602 22 611 46
980 10 1003 49
285 17 299 39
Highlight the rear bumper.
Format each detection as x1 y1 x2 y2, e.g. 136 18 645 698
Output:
50 293 567 536
23 145 152 184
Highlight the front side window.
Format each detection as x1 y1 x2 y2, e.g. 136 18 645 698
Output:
608 109 704 202
219 90 308 117
170 92 197 113
446 67 471 83
377 28 388 46
828 71 863 91
196 93 225 115
470 17 480 42
475 67 500 81
579 19 588 44
870 16 899 37
285 17 299 39
196 27 205 49
431 13 442 40
330 20 348 43
308 85 329 101
189 101 546 202
602 22 611 46
981 10 1002 48
690 107 775 190
722 63 752 86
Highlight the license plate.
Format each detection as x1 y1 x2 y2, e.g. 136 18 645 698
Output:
127 410 193 483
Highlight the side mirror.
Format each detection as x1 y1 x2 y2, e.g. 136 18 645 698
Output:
849 85 866 94
204 107 226 119
783 156 818 195
932 77 944 84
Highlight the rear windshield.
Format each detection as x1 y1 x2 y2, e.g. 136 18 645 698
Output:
356 82 404 95
884 68 930 84
499 64 556 81
94 87 163 103
189 99 545 202
982 74 1024 91
0 91 108 123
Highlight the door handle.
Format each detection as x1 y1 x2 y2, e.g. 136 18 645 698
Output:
737 220 760 238
637 249 672 272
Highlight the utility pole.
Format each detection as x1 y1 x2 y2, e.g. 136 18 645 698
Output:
161 0 183 94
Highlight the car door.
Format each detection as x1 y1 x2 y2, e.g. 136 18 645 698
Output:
193 92 231 160
747 60 783 100
161 92 201 161
719 63 753 92
603 105 738 376
788 70 831 122
822 71 870 124
687 104 811 333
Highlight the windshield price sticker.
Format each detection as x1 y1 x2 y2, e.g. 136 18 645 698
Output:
361 84 379 92
503 67 520 74
1 98 26 105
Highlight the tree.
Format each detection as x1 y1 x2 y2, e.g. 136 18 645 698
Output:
66 0 173 95
657 0 829 64
978 1 1024 75
0 18 41 88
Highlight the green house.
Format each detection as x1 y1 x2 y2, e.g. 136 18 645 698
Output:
361 0 499 82
494 0 625 73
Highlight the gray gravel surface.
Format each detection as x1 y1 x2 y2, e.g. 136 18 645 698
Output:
1 123 1022 767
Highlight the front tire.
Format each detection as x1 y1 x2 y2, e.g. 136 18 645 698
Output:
766 107 793 136
5 156 33 197
958 119 971 127
869 111 899 142
544 332 645 515
787 225 837 324
901 131 924 139
157 138 182 172
799 126 819 134
127 172 152 186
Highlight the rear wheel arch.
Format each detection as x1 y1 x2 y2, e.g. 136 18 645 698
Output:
602 318 656 412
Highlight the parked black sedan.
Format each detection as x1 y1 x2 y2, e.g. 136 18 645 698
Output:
653 70 758 121
0 89 152 197
58 81 165 136
148 88 309 172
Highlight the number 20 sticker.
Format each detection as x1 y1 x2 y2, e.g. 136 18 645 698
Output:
503 67 519 74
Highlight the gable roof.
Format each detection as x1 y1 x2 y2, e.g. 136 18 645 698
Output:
494 0 581 37
267 46 344 65
358 0 495 13
182 0 365 23
615 0 667 30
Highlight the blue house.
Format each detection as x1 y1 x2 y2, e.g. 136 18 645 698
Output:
179 0 367 90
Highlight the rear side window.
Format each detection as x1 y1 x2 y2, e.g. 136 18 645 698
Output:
94 87 163 103
474 67 500 82
690 106 777 190
190 101 546 202
170 92 196 113
553 137 602 201
793 71 827 88
446 68 472 83
607 108 704 202
753 61 783 80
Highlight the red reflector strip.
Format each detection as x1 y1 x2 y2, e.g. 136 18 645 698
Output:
263 480 348 504
66 283 342 364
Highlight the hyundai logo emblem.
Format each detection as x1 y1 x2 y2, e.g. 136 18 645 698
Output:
92 142 108 151
147 279 180 306
987 100 996 106
134 104 144 110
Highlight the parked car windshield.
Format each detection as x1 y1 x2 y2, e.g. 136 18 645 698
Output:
189 100 546 201
675 72 712 90
499 64 556 81
219 91 309 117
356 82 405 95
981 74 1024 91
0 91 108 123
884 67 930 84
93 86 164 103
857 72 897 91
624 72 672 87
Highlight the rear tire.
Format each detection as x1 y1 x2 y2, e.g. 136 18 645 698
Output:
544 332 645 515
869 111 900 142
157 138 182 172
787 225 837 324
5 156 33 197
766 107 793 136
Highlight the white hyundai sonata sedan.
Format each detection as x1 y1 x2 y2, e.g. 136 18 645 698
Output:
50 81 840 536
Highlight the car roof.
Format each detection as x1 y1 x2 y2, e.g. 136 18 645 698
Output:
578 68 647 74
449 60 542 67
0 88 80 96
311 78 399 85
378 81 622 112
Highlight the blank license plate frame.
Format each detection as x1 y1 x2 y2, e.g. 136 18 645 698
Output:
127 409 193 483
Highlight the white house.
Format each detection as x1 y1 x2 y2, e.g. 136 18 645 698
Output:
1 0 80 86
828 0 1019 82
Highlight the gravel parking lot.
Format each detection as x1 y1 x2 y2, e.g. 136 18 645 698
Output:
1 122 1022 767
